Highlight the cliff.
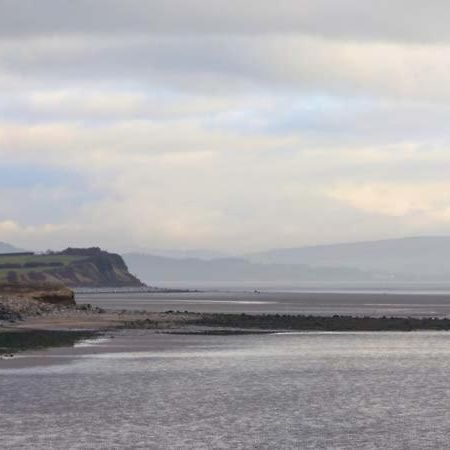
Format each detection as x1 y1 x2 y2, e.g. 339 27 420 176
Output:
0 282 76 322
0 282 75 306
0 248 144 288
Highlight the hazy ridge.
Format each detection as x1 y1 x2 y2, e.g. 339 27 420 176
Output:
0 241 26 254
246 236 450 275
124 237 450 285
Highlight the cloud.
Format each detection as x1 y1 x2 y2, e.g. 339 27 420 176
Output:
2 104 450 251
328 182 450 222
3 34 450 103
2 1 450 251
1 0 450 43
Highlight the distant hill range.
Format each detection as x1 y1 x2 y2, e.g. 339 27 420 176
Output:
0 241 27 254
124 254 377 285
0 247 144 288
246 237 450 277
125 237 450 285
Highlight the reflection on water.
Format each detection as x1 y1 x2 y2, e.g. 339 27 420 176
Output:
0 330 96 354
1 331 450 449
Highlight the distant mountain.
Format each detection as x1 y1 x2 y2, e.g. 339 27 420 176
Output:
123 253 377 285
246 236 450 276
0 242 26 254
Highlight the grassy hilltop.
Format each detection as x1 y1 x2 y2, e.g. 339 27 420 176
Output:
0 248 143 287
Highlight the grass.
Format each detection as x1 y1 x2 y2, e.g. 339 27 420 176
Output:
0 254 87 281
0 254 85 265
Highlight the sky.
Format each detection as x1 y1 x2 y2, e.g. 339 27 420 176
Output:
1 0 450 253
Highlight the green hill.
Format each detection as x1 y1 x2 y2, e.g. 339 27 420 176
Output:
0 247 144 287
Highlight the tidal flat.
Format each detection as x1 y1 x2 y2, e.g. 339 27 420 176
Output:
4 289 450 355
4 310 450 356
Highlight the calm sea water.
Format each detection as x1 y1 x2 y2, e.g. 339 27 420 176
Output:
77 290 450 317
2 331 450 449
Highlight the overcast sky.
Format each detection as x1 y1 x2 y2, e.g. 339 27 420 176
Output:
1 0 450 252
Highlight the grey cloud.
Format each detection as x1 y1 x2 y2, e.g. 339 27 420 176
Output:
3 1 450 250
1 0 450 43
2 35 450 102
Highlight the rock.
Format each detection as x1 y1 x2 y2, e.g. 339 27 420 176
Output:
31 286 75 306
0 303 22 322
0 283 76 307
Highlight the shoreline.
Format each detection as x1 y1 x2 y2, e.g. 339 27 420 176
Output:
4 308 450 355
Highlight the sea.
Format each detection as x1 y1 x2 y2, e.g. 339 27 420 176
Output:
76 282 450 318
3 286 450 449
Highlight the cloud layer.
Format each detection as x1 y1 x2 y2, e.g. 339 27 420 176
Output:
1 1 450 252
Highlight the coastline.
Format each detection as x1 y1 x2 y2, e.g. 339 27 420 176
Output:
4 306 450 355
4 287 450 355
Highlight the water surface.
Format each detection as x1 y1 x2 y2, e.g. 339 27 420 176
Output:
77 290 450 317
1 331 450 449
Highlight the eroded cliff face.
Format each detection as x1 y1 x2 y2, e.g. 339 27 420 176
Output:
1 248 144 288
0 282 76 321
29 286 76 306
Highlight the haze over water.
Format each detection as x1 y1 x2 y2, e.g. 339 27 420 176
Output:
2 331 450 449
